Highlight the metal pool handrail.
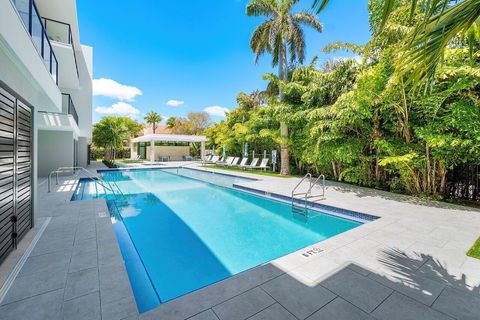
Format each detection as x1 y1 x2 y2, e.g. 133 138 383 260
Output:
48 166 114 193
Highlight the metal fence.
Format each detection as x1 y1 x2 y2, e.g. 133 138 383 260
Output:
445 164 480 202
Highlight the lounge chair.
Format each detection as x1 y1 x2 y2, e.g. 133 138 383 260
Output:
228 157 240 167
240 158 258 170
217 156 234 166
202 155 213 165
252 158 269 171
133 155 141 160
233 158 248 167
209 156 220 164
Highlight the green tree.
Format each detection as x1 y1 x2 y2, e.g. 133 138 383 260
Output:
314 0 480 85
247 0 323 175
93 117 142 160
187 111 211 134
144 111 163 134
166 117 177 129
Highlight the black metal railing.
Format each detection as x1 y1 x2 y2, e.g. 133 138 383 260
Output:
10 0 58 84
446 164 480 202
62 93 79 125
42 17 79 78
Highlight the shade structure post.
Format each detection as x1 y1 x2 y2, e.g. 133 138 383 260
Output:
130 142 135 160
200 141 206 160
150 139 155 162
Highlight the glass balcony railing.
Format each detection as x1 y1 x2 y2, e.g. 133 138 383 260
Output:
10 0 58 84
62 93 79 126
42 17 79 77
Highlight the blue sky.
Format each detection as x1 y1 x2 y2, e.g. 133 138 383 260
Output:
77 0 371 124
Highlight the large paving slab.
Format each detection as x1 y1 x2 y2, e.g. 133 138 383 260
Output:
0 162 139 320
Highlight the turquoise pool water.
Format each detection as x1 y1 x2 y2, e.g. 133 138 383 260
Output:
73 168 361 312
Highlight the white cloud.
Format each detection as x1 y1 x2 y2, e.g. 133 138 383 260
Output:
166 99 185 107
95 102 141 117
92 78 142 101
203 106 229 117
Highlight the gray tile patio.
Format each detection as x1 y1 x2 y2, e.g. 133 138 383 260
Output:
0 161 479 320
0 162 138 320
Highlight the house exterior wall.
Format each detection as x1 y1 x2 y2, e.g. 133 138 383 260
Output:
0 0 62 112
0 0 92 261
37 130 74 177
146 146 191 161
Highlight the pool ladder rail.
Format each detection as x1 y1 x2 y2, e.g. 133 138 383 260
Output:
291 173 326 216
48 167 127 219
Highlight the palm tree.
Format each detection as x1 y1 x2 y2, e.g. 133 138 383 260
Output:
166 117 177 129
247 0 323 175
144 111 163 134
313 0 480 85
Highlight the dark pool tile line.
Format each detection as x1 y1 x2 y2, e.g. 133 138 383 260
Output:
97 166 259 182
233 184 379 222
181 167 259 181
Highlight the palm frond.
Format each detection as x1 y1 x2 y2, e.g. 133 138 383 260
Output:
246 0 277 17
292 12 324 32
281 0 300 14
250 22 273 63
399 0 480 85
312 0 330 14
322 42 365 55
290 23 306 63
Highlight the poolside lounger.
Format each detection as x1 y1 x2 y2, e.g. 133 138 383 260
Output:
209 156 220 164
228 157 240 167
240 158 259 170
202 155 213 165
217 156 234 166
234 158 248 167
134 155 141 160
252 158 269 171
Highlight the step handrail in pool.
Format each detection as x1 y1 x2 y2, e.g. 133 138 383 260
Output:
307 174 325 200
48 166 114 194
291 173 326 216
291 173 312 209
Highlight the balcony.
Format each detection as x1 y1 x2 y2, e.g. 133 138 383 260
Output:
37 94 79 134
10 0 58 85
42 17 80 89
62 93 78 126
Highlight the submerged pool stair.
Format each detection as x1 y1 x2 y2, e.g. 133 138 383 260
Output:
48 166 128 218
291 173 326 216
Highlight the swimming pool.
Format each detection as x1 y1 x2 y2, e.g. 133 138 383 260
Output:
72 168 363 312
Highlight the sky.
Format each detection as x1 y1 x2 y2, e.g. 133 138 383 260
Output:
77 0 371 124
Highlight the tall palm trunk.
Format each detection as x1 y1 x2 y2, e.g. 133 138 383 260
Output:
278 42 290 176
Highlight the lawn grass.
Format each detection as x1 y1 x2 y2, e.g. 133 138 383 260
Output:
116 159 145 164
205 165 295 178
467 237 480 259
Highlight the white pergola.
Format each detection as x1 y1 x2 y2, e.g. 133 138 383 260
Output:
130 134 207 162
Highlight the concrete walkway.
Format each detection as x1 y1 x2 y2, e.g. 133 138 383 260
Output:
0 162 138 320
0 162 479 320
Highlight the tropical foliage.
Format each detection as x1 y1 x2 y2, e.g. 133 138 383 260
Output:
206 0 480 199
92 116 143 160
247 0 323 175
315 0 480 85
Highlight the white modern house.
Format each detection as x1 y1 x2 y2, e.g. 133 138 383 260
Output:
0 0 92 261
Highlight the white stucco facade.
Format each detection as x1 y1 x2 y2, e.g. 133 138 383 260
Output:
0 0 93 219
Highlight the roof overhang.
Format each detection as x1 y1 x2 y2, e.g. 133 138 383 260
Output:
131 134 207 143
